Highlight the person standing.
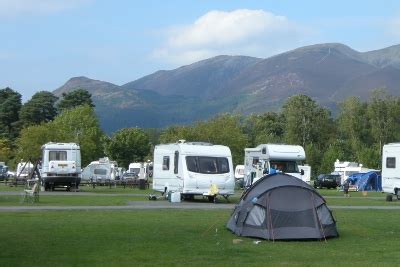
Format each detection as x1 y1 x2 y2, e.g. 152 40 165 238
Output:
343 180 350 197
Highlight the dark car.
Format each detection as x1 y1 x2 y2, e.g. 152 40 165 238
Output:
314 174 341 189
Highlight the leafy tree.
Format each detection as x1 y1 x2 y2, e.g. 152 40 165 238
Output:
367 90 400 157
336 96 370 158
0 138 12 164
57 89 95 112
51 105 106 166
159 125 197 144
16 123 55 160
0 87 22 139
243 112 285 147
194 114 248 167
16 105 105 166
19 91 58 127
105 127 151 168
282 95 331 149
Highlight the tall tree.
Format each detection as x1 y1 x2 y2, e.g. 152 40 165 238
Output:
105 128 151 168
0 87 22 139
19 91 58 127
367 89 400 158
51 105 106 166
243 112 285 147
282 95 331 148
16 105 105 166
57 89 95 112
337 96 370 159
194 114 248 167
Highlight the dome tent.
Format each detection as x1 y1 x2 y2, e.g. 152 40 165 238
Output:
227 173 338 241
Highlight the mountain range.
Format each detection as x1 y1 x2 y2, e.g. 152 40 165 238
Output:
53 43 400 133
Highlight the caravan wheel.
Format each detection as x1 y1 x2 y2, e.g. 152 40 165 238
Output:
386 194 393 202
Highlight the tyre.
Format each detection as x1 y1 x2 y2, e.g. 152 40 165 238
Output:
386 194 393 202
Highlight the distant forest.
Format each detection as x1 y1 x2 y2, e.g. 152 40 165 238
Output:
1 87 399 177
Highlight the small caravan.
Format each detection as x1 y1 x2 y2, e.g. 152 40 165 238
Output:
244 144 306 187
16 161 34 180
382 143 400 200
41 142 81 190
152 141 235 200
81 157 118 183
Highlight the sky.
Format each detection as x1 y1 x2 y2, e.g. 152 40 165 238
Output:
1 0 400 101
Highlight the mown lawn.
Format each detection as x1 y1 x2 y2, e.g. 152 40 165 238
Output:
0 209 399 266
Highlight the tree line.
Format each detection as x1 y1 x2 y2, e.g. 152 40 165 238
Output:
1 87 399 177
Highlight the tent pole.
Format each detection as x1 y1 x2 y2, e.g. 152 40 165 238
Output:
267 192 275 242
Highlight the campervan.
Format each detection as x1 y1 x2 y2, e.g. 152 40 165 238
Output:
41 142 81 190
81 157 118 184
382 143 400 200
152 141 235 200
333 159 375 184
244 144 306 186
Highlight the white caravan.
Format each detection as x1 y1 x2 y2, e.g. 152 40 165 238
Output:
333 159 375 184
298 164 311 184
81 157 118 183
16 161 34 179
244 144 306 186
382 143 400 200
152 141 235 200
41 142 81 190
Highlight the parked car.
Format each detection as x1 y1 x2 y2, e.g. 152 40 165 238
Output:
314 174 341 189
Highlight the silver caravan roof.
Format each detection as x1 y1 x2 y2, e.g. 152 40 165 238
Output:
42 142 80 150
245 144 305 161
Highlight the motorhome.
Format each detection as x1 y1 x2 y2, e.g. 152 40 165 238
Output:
333 159 375 184
81 157 118 184
243 144 306 186
381 143 400 200
41 142 81 190
16 161 34 180
152 141 235 201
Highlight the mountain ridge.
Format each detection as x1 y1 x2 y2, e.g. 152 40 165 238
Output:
53 42 400 133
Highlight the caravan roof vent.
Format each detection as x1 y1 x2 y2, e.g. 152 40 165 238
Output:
178 140 186 143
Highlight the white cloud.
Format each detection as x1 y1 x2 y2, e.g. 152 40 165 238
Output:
152 9 312 66
0 0 91 18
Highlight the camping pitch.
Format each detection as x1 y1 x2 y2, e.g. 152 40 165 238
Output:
227 173 338 241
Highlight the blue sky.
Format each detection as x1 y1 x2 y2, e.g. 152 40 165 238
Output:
1 0 399 101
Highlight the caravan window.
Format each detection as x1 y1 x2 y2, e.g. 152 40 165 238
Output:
94 169 107 175
174 151 179 174
49 151 67 161
186 156 230 174
162 156 170 170
386 157 396 168
252 157 259 165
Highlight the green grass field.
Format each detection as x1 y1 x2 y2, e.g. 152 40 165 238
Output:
1 184 400 266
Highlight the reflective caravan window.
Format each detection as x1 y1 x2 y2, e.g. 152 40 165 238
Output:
49 151 67 161
162 156 170 170
174 151 179 174
387 157 396 168
186 156 230 174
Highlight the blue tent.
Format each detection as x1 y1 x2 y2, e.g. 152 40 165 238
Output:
346 171 381 192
